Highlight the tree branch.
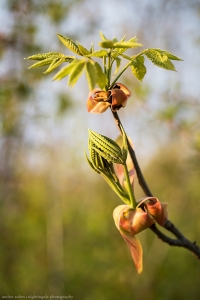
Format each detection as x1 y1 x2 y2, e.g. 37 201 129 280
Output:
111 109 200 259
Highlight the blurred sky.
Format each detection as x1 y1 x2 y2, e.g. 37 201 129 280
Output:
1 0 200 169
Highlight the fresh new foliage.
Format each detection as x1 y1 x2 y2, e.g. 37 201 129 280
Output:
25 32 183 91
85 129 131 205
26 32 197 275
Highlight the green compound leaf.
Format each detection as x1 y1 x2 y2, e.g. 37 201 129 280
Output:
85 61 97 91
94 62 108 90
68 59 85 87
77 43 90 56
53 59 81 81
144 49 176 71
130 56 146 82
57 34 82 55
87 49 108 58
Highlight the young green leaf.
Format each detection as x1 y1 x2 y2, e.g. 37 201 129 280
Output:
112 37 118 43
128 36 137 43
43 57 66 74
99 40 114 48
85 61 97 90
151 49 183 61
94 62 108 90
25 52 64 61
89 129 123 159
144 49 176 71
99 31 108 41
113 41 142 48
112 36 139 58
84 150 100 174
89 44 94 54
130 56 146 82
57 34 82 55
68 59 85 87
114 57 121 75
77 43 90 56
53 59 80 81
87 49 108 58
90 145 123 164
28 58 53 69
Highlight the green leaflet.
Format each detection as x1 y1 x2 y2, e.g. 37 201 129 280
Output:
99 31 108 41
99 40 114 48
114 57 121 75
113 41 142 48
57 34 82 55
144 49 176 71
77 43 90 56
119 35 126 43
87 50 108 57
26 53 74 70
129 36 137 43
28 58 53 69
25 52 64 61
94 62 107 90
121 126 128 160
99 40 142 49
84 150 100 174
43 57 65 74
85 61 97 90
112 36 137 57
53 59 80 81
68 59 85 87
89 44 94 54
90 145 123 164
151 49 183 61
131 56 146 82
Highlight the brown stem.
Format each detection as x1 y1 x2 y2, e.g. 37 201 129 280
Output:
111 109 200 259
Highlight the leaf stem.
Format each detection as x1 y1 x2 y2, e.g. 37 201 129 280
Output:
107 50 112 87
123 163 137 208
109 52 143 89
101 172 130 204
111 111 153 196
103 56 107 89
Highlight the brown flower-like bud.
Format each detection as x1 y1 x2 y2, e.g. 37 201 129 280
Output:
86 83 131 114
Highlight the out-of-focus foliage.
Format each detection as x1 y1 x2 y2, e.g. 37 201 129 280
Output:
0 146 200 299
1 0 200 298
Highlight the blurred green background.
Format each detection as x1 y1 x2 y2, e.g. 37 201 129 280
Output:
0 0 200 299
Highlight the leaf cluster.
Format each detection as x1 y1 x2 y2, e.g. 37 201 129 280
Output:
25 32 183 91
85 129 130 204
